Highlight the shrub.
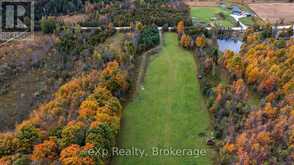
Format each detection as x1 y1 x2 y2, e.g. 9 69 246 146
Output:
31 138 58 161
40 17 57 34
0 133 18 156
59 121 86 149
60 144 95 165
89 85 122 114
138 26 160 52
217 12 225 20
275 39 286 49
16 123 42 153
12 154 31 165
86 123 115 160
79 99 99 120
0 154 32 165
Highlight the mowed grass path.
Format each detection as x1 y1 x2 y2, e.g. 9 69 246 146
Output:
112 33 213 165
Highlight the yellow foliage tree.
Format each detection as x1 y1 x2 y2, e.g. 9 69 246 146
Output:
31 138 58 161
180 34 191 48
176 20 184 34
195 36 206 48
60 144 95 165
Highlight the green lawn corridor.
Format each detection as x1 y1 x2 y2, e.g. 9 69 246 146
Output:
112 33 214 165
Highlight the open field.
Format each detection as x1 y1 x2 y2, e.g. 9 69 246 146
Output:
191 7 236 27
113 33 213 164
237 0 290 3
53 14 88 25
249 3 294 24
183 0 218 7
239 17 255 26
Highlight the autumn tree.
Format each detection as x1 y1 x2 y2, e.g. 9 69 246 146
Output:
135 21 144 32
232 79 248 100
195 36 206 48
16 123 42 153
180 34 191 48
60 144 95 165
257 76 277 94
60 121 86 149
101 61 129 95
0 133 18 156
90 85 122 115
85 123 116 162
79 99 99 121
176 20 185 37
222 50 244 78
195 35 206 56
31 138 58 162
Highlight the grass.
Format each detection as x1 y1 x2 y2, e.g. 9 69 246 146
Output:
239 17 255 26
191 7 236 27
112 33 213 165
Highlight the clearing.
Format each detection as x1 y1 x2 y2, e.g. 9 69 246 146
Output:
112 33 213 164
239 17 255 26
249 3 294 24
191 7 236 27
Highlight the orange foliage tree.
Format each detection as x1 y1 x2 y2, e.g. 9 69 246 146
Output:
60 144 95 165
180 34 191 48
195 36 206 48
31 138 58 161
176 20 185 36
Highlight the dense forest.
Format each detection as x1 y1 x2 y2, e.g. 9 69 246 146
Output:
220 27 294 164
0 0 293 164
177 21 294 164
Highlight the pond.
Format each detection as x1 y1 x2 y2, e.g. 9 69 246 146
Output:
217 39 243 53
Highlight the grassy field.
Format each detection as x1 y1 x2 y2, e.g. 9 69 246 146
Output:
191 7 236 27
239 17 255 26
112 33 213 165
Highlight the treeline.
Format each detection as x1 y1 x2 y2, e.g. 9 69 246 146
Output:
132 24 160 53
176 21 294 164
35 0 85 19
84 0 191 27
115 23 160 57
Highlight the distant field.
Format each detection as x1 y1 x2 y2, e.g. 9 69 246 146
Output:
249 3 294 24
54 14 88 25
191 7 236 27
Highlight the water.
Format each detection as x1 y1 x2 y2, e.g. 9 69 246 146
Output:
217 39 243 53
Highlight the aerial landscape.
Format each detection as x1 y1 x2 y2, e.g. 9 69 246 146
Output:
0 0 293 164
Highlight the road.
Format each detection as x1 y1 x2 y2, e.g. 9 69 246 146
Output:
230 14 248 30
1 24 293 47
